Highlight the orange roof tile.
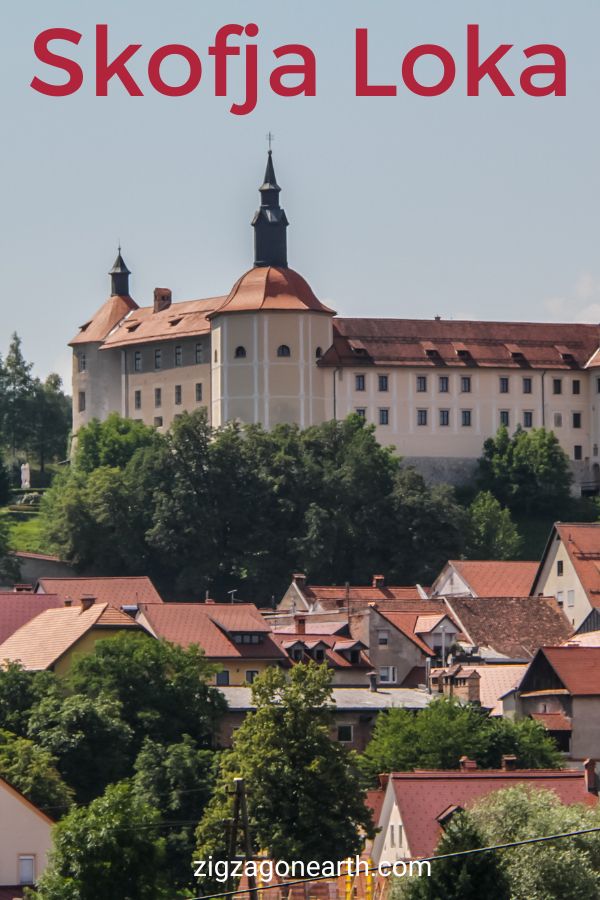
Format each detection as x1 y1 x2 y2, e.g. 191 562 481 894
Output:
553 524 600 609
301 585 424 609
69 294 138 345
208 266 335 318
527 646 600 695
0 593 63 644
99 296 224 349
531 711 572 731
447 560 538 598
36 576 163 609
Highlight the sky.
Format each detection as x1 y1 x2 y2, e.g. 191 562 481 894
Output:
2 1 600 390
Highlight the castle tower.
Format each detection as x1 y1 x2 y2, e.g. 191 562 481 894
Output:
209 152 335 428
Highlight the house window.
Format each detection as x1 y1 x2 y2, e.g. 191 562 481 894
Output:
461 409 472 427
134 390 141 410
78 391 86 412
523 377 532 394
567 590 575 608
134 350 142 371
18 855 35 886
554 413 563 428
349 649 360 664
355 408 366 419
379 408 389 426
499 377 509 393
416 375 427 392
196 383 203 402
417 409 428 426
572 379 581 395
500 410 510 427
246 670 259 684
153 416 163 427
378 630 389 646
553 378 562 395
316 347 322 358
292 648 303 662
216 671 229 686
277 344 291 358
574 445 583 461
439 409 450 427
557 560 563 576
557 591 564 606
337 724 353 743
195 343 203 364
523 411 533 428
154 349 162 369
573 412 582 429
235 346 247 359
378 374 389 392
175 385 182 405
597 377 600 394
175 345 183 367
379 666 397 684
439 376 449 393
461 376 471 393
154 388 162 408
390 825 395 847
214 350 218 363
355 374 365 391
78 353 86 373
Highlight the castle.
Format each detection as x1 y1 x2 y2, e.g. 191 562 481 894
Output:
70 151 600 487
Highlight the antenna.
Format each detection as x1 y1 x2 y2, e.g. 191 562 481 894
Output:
227 589 238 604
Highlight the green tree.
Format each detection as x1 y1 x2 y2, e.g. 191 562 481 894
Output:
477 716 562 771
0 662 56 736
0 513 20 583
31 781 175 900
464 491 522 559
396 811 510 900
0 457 10 505
27 692 133 803
2 333 34 460
0 729 73 817
75 412 159 473
26 374 72 473
195 664 375 880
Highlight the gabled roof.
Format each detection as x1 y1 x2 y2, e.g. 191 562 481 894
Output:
444 596 571 660
138 603 288 660
375 605 457 657
521 646 600 696
36 576 163 608
0 603 140 671
296 584 425 611
69 293 138 345
532 523 600 609
272 630 371 669
0 772 55 826
0 592 63 644
441 560 538 598
531 711 572 731
98 296 224 349
388 768 596 859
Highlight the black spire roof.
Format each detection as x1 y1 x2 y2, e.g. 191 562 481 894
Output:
109 249 131 296
252 151 289 268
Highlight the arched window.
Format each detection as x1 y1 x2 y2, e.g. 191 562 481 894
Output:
277 344 291 358
234 346 247 359
315 347 322 359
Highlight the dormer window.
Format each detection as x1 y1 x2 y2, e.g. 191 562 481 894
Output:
277 344 291 358
292 648 303 662
349 649 360 664
314 648 326 663
232 633 262 644
235 346 247 359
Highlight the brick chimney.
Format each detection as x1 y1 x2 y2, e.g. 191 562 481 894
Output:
372 575 385 589
501 755 518 771
296 616 306 635
153 287 172 313
584 759 597 794
80 595 96 612
459 756 478 771
293 573 306 590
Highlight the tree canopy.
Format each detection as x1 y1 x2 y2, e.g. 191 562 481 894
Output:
464 491 522 560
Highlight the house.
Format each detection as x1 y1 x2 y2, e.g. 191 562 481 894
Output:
277 574 427 615
431 663 527 715
372 760 598 864
272 616 372 685
0 775 54 896
442 595 571 662
0 598 144 675
7 552 75 588
216 682 432 751
35 575 164 612
531 523 600 629
0 592 63 644
136 602 289 686
430 560 538 598
514 646 600 758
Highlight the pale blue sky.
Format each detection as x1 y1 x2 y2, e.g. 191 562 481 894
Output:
2 1 600 389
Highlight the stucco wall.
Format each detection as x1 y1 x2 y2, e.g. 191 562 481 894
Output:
0 780 53 887
533 536 591 629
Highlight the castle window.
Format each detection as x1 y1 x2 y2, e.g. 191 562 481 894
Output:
154 349 162 370
355 374 365 392
553 378 562 395
523 377 532 394
574 445 583 461
523 411 533 428
78 353 86 373
134 351 142 372
461 376 471 393
416 375 427 392
499 377 509 394
196 383 203 402
439 376 449 393
378 374 388 392
355 408 366 419
500 410 510 427
175 385 182 405
417 409 428 426
195 343 203 364
153 416 163 428
235 346 247 359
78 391 86 412
316 347 323 358
154 388 162 408
379 408 389 426
277 344 291 358
573 412 582 429
134 390 141 410
461 409 472 427
573 379 581 395
175 345 183 367
439 409 450 427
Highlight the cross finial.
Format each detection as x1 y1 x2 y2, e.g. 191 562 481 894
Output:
266 131 275 152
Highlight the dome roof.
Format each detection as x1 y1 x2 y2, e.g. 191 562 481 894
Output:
208 266 335 319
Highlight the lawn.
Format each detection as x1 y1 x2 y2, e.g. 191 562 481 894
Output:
2 509 49 554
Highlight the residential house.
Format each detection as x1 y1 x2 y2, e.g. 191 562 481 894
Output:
0 592 63 644
372 760 598 864
0 775 54 897
272 616 372 685
531 523 600 629
442 595 571 662
277 574 427 615
136 602 289 686
431 664 527 716
5 551 74 589
0 598 144 675
430 560 538 598
216 681 432 751
514 646 600 758
35 576 164 612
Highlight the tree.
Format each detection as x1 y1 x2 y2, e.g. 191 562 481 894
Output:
195 664 375 881
26 375 72 473
464 491 522 559
0 662 56 737
75 413 159 473
0 513 20 584
0 729 73 818
0 457 10 505
1 333 34 460
30 781 176 900
396 811 510 900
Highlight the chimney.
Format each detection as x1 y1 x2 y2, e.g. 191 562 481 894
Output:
368 671 378 692
63 598 73 608
80 595 95 612
459 756 478 771
153 287 172 313
205 598 215 605
372 575 385 589
293 573 307 590
584 759 597 794
378 773 389 790
296 616 306 635
501 755 518 771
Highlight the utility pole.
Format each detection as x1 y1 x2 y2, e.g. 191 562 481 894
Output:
236 777 259 900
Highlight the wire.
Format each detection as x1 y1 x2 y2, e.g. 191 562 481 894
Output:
187 824 600 900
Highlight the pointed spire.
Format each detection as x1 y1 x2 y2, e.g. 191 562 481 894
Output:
253 151 288 268
109 248 131 296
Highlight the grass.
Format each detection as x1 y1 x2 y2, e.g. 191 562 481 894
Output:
1 509 50 554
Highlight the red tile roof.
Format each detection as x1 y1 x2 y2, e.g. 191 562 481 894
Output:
390 769 597 858
272 631 371 669
300 585 425 610
98 296 224 349
446 560 538 598
0 592 63 644
69 293 138 345
138 603 288 660
532 711 572 732
208 266 335 318
374 610 438 656
320 319 600 370
365 788 385 826
527 647 600 696
444 596 571 660
36 577 163 609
